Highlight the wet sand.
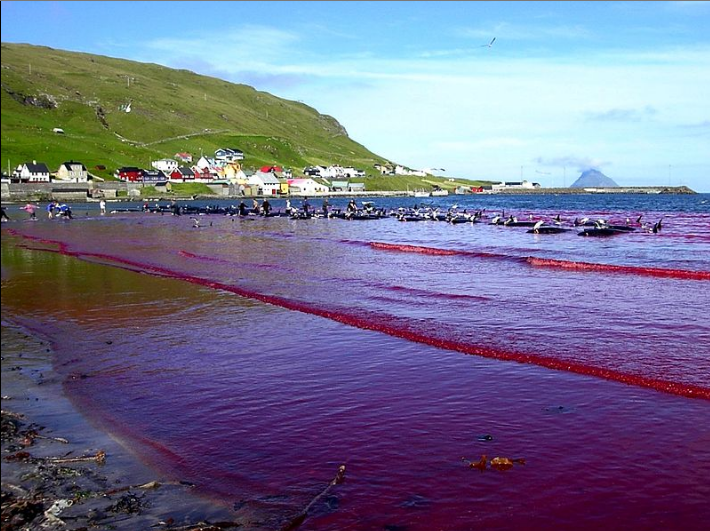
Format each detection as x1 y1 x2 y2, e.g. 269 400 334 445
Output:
1 321 241 530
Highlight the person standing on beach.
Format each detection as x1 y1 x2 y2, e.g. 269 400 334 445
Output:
262 199 271 216
303 197 310 217
99 199 107 215
1 206 10 222
322 198 329 217
22 203 38 220
46 200 57 219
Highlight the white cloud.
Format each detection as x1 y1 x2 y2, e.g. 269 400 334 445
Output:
133 26 710 190
585 106 658 122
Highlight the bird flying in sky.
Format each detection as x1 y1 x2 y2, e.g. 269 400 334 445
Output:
481 37 496 48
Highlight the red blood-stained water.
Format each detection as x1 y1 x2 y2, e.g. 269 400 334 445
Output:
2 199 710 530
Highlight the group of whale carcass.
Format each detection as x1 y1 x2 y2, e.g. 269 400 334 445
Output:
138 202 663 236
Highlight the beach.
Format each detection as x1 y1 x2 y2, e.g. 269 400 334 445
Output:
2 194 710 530
1 322 243 530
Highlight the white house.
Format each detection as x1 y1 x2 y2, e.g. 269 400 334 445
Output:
248 171 281 196
342 167 366 178
214 148 244 163
320 165 344 179
14 161 51 183
491 180 540 191
55 161 88 182
152 159 178 173
287 178 329 196
195 156 215 171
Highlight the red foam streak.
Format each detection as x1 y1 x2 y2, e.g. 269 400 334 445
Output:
527 257 710 280
370 240 710 281
11 231 710 401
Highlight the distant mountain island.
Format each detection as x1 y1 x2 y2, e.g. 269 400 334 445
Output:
570 169 619 188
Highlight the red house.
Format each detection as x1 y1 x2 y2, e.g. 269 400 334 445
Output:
170 167 195 182
115 167 143 182
191 166 212 181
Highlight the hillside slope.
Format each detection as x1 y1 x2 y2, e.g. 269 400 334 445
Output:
1 43 388 179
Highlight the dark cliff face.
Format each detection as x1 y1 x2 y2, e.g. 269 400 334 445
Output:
570 169 619 188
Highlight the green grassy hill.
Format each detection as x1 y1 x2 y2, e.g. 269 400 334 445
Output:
1 42 487 191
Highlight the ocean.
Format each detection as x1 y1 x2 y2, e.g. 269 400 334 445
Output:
2 193 709 529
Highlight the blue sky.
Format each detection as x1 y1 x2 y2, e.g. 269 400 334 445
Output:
2 1 709 191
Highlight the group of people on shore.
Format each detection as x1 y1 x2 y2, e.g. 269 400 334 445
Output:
45 200 74 219
0 201 82 222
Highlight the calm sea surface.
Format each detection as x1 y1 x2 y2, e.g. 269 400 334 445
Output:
2 194 710 529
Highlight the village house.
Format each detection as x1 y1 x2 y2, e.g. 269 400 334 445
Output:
342 167 366 178
169 167 195 182
192 156 221 181
330 180 349 192
248 170 281 196
174 152 193 163
491 180 541 192
194 156 214 171
115 167 143 182
287 178 329 196
141 169 168 184
190 166 210 182
219 162 245 182
374 163 395 175
214 148 244 163
14 161 51 182
303 166 325 177
320 165 344 179
152 159 178 173
54 161 88 182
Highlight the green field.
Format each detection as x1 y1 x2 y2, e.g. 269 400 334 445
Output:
1 43 488 191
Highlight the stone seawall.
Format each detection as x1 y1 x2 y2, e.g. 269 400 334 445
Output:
1 182 696 203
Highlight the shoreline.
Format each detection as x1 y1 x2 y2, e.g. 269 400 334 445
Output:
1 319 240 530
0 185 699 205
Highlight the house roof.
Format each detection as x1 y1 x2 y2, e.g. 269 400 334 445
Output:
61 161 87 171
251 171 280 185
143 169 166 177
24 162 50 173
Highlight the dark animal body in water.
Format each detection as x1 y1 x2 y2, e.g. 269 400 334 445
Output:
578 227 633 237
606 225 636 232
526 225 571 234
504 220 538 227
